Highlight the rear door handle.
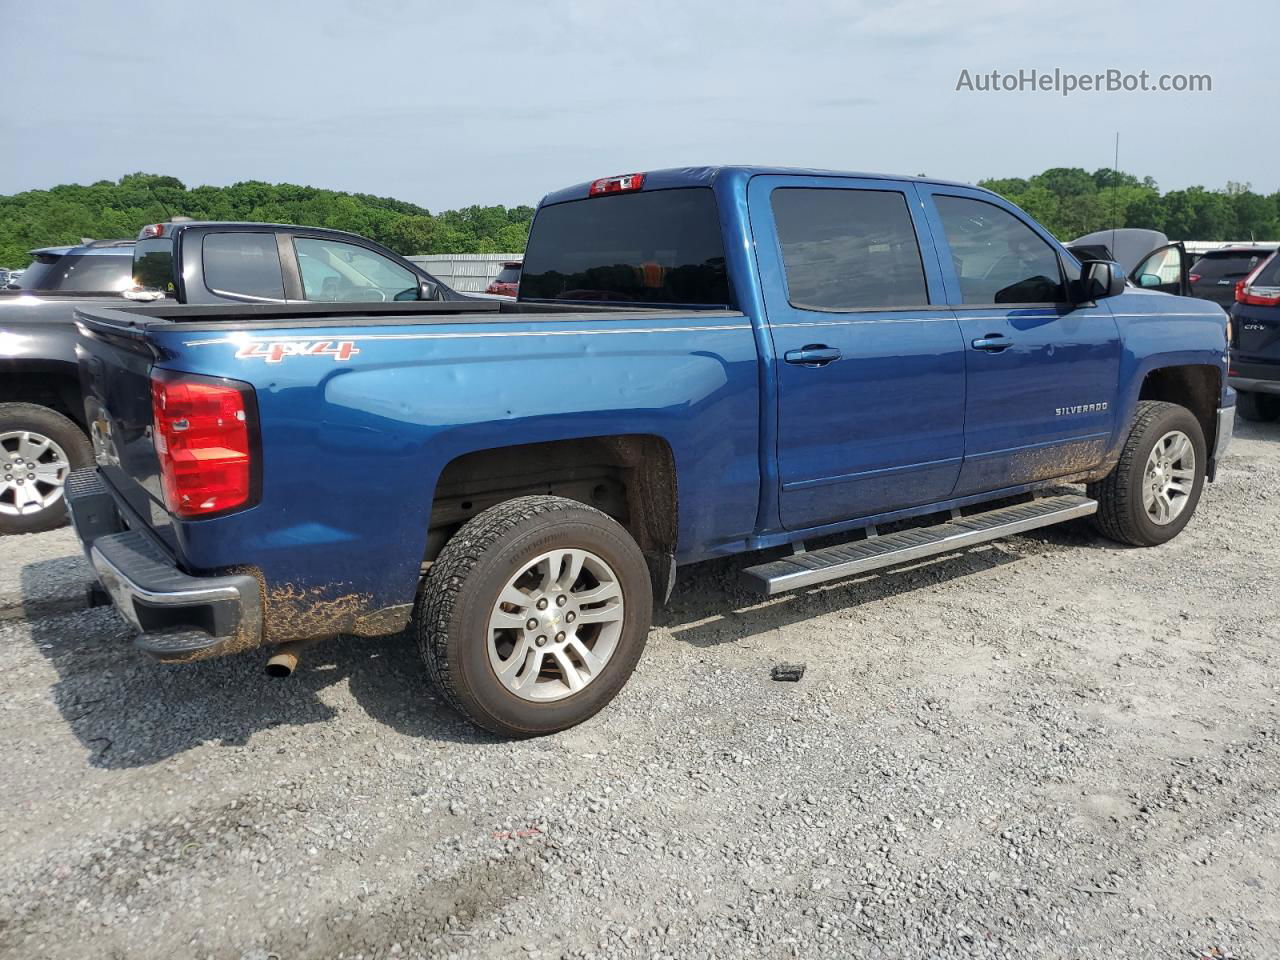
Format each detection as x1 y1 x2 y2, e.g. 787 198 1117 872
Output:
971 334 1013 352
784 345 842 366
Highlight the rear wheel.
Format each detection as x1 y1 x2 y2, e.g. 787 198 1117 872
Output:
1236 390 1280 422
0 403 93 536
1087 400 1206 547
415 495 652 737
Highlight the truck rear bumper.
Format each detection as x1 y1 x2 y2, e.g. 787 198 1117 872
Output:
65 469 263 662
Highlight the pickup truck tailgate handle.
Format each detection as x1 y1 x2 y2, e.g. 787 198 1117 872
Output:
784 345 842 367
971 334 1014 352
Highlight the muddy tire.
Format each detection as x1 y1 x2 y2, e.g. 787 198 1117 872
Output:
0 403 93 536
415 495 652 737
1087 400 1206 547
1236 390 1280 422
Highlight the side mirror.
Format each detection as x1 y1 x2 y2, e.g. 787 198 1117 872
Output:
1137 273 1163 288
1075 260 1126 302
418 279 440 301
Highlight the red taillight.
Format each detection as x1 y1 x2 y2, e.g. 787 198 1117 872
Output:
1235 279 1280 306
588 173 645 197
1188 273 1201 284
150 371 255 517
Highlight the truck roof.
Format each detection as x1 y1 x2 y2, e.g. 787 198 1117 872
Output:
539 165 985 206
136 220 394 243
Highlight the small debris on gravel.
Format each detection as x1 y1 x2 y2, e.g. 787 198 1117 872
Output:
1 419 1278 959
770 662 806 682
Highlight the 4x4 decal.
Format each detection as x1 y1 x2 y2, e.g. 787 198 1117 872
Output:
235 340 360 363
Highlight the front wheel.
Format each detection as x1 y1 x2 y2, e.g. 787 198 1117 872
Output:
415 496 653 737
1087 400 1206 547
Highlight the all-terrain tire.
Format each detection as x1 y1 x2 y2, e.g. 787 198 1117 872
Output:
415 495 653 737
0 403 94 536
1236 390 1280 422
1087 400 1206 547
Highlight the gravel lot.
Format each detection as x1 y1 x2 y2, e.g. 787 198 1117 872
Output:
2 419 1278 960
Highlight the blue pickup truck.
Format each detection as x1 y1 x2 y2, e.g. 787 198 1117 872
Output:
67 166 1235 737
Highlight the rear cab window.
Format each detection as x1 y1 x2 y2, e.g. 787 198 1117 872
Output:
519 187 734 307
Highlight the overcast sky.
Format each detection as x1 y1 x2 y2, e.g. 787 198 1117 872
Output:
1 0 1272 210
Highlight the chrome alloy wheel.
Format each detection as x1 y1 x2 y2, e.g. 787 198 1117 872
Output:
487 548 625 703
0 431 71 517
1143 429 1195 526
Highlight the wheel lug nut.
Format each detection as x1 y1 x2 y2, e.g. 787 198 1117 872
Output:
536 598 548 610
554 631 565 643
535 635 547 647
565 612 576 623
526 618 539 630
556 595 567 606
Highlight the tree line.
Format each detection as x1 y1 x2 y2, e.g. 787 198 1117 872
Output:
0 172 534 268
977 168 1279 243
3 168 1278 268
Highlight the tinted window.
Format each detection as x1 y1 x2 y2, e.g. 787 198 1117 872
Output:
495 265 521 284
16 254 132 292
520 188 732 307
203 232 285 301
133 238 176 293
1191 252 1268 281
935 196 1065 304
1252 253 1280 287
771 188 928 310
294 237 419 302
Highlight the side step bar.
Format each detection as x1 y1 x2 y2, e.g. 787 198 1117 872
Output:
741 494 1097 596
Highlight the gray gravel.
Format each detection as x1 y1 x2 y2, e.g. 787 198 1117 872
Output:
2 419 1278 959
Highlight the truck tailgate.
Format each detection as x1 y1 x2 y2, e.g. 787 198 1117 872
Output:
76 312 176 549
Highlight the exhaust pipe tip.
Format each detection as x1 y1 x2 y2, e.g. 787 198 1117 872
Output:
265 644 303 679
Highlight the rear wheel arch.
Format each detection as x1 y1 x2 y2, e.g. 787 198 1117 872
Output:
425 433 679 592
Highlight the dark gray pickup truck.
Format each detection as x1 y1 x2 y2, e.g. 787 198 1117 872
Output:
0 221 457 534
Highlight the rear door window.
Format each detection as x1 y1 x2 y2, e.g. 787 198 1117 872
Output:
770 187 929 309
202 232 285 301
520 187 733 307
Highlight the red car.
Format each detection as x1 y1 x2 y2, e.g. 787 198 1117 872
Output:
485 261 522 297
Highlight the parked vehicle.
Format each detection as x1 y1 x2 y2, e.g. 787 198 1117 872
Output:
3 270 22 287
1228 250 1280 421
68 166 1233 737
485 261 522 297
9 239 136 293
1186 246 1276 309
0 221 458 534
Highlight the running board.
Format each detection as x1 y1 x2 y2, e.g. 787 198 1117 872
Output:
741 494 1097 596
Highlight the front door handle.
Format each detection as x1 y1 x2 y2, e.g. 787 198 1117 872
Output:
971 334 1013 352
784 344 842 366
